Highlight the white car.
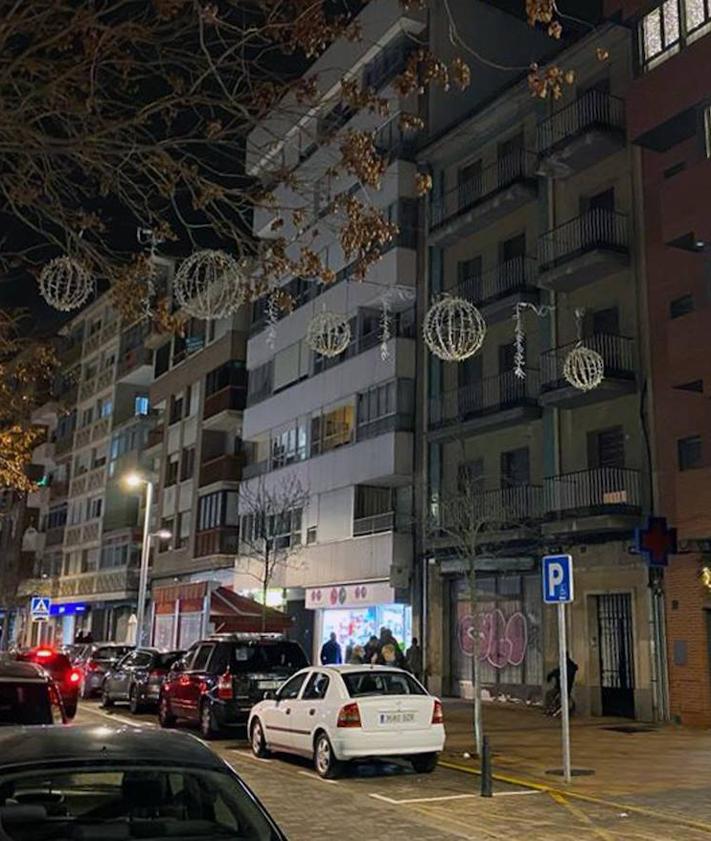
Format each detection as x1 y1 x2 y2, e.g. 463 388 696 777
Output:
248 664 445 778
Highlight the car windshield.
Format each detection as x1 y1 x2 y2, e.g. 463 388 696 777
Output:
156 652 183 669
0 765 280 841
230 643 307 674
0 682 53 725
342 671 427 698
93 646 131 661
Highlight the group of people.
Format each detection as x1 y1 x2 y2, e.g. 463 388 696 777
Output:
319 628 423 681
74 630 94 644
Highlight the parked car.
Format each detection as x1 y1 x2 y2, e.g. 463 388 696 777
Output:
75 643 133 698
15 647 80 718
61 642 90 664
0 724 287 840
249 664 446 778
101 648 184 713
159 633 309 739
0 661 67 726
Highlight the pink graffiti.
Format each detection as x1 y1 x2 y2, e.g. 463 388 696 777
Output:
457 609 528 669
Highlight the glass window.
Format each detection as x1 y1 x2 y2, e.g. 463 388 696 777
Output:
278 671 308 700
180 446 195 481
165 453 179 486
639 1 681 69
343 670 426 697
134 395 150 416
303 672 330 700
0 681 54 725
191 644 215 672
678 435 703 470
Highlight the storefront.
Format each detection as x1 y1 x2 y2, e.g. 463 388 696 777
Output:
306 580 412 663
49 602 88 646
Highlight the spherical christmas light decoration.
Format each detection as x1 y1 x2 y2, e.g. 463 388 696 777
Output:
38 257 93 312
423 296 487 362
563 343 605 392
173 249 242 319
306 310 351 358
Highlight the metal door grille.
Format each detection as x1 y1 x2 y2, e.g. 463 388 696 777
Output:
597 593 635 717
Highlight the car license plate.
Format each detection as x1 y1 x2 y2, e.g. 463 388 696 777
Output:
258 680 280 690
379 711 414 725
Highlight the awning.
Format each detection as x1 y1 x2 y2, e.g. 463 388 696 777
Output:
210 587 292 634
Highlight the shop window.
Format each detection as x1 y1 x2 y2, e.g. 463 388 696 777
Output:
678 435 703 470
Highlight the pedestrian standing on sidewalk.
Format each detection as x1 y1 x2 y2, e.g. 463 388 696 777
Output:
406 637 423 681
348 645 365 665
320 632 342 665
365 635 380 664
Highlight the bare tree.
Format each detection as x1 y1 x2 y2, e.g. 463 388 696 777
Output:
237 474 310 630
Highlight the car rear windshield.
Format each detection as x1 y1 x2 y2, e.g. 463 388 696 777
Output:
342 671 427 698
0 682 53 725
93 646 131 661
0 765 280 841
230 642 308 673
155 652 183 669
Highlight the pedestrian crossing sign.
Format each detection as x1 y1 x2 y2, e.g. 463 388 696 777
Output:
30 596 51 622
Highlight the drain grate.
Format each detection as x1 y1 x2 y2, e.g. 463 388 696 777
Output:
603 725 657 734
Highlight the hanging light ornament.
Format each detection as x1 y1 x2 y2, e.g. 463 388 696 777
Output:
265 290 280 350
423 296 486 362
563 307 605 392
38 257 93 311
306 310 351 358
379 295 392 361
173 249 242 319
512 301 555 379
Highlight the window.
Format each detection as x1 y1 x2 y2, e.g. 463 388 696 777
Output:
247 361 272 404
155 342 171 377
588 427 625 469
46 505 67 530
91 447 106 469
158 519 173 553
639 1 681 70
165 453 179 487
89 318 102 336
169 394 184 424
670 294 694 318
278 672 307 700
303 672 330 700
98 398 113 419
134 395 150 416
273 341 310 392
271 421 308 469
458 159 482 208
197 490 239 531
343 670 426 697
177 510 192 549
86 496 103 520
239 507 302 550
500 448 530 487
206 360 246 396
184 385 193 417
191 644 215 672
82 407 94 428
458 459 484 493
678 435 703 470
321 405 354 453
354 486 394 528
685 0 711 39
357 379 413 440
180 447 195 481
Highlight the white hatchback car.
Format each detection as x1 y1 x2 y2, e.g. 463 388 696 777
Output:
248 664 445 778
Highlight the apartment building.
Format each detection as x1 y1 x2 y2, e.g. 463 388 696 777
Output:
420 13 660 720
606 0 711 725
240 0 424 661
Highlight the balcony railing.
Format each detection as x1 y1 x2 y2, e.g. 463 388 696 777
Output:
538 209 629 272
457 257 538 307
195 527 240 557
544 468 641 517
49 481 69 501
45 525 66 547
537 90 625 157
146 426 164 449
57 568 138 598
198 454 244 487
203 385 246 419
430 151 537 230
353 511 395 536
117 347 153 379
430 371 540 428
541 334 635 391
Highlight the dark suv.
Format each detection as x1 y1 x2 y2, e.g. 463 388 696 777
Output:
158 634 309 739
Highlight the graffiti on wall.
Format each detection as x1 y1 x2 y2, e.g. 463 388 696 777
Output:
457 609 529 669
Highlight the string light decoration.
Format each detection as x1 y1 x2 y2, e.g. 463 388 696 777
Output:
563 307 605 392
306 310 351 358
173 249 241 319
265 291 280 350
423 296 486 362
379 295 392 361
512 301 555 379
38 256 93 311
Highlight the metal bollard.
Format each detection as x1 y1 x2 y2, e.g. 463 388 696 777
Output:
480 735 493 797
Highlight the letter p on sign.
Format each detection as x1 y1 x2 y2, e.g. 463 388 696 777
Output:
542 554 573 603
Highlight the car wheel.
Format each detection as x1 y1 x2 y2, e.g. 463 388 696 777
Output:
250 718 270 758
411 752 438 774
158 696 176 728
200 701 221 740
129 685 143 715
100 686 114 709
314 732 343 779
64 701 78 719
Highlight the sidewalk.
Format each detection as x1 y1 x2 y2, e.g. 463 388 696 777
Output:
441 698 711 799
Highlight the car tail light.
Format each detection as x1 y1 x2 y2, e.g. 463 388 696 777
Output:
337 702 361 728
86 660 99 672
217 671 233 701
68 669 81 685
149 669 164 679
35 648 54 659
432 699 444 725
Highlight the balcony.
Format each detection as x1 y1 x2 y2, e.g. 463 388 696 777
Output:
117 347 153 384
543 468 642 534
540 334 636 408
429 152 538 246
56 567 138 599
91 417 111 442
198 454 244 487
45 525 66 547
537 90 626 175
457 257 539 323
195 527 240 558
49 481 69 501
537 209 630 292
59 341 83 369
203 385 246 429
146 425 164 450
84 331 102 355
55 435 74 458
429 371 541 439
353 512 395 537
78 377 97 403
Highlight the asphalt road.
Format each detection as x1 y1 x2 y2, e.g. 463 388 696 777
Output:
76 701 711 841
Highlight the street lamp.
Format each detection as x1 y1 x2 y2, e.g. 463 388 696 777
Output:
122 472 168 647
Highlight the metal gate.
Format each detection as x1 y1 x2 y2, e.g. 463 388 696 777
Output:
597 593 635 718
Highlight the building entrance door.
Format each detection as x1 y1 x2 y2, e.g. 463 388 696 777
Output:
597 593 635 717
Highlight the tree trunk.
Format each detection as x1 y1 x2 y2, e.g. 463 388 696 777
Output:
261 542 269 633
469 566 483 757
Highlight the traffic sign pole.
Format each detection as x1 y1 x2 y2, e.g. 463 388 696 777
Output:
558 601 571 784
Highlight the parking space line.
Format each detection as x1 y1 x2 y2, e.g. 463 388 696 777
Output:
82 707 155 729
230 750 273 764
492 789 543 797
297 770 339 784
370 792 476 805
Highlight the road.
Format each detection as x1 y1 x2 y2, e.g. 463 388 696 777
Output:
76 701 711 840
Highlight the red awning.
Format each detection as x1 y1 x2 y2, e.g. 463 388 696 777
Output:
210 587 292 634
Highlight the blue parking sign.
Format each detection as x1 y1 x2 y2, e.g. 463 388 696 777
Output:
542 555 574 603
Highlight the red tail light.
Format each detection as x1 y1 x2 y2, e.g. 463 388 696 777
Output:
217 671 233 701
86 660 99 672
337 702 361 728
149 669 165 679
68 669 81 684
35 648 54 659
432 699 444 725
